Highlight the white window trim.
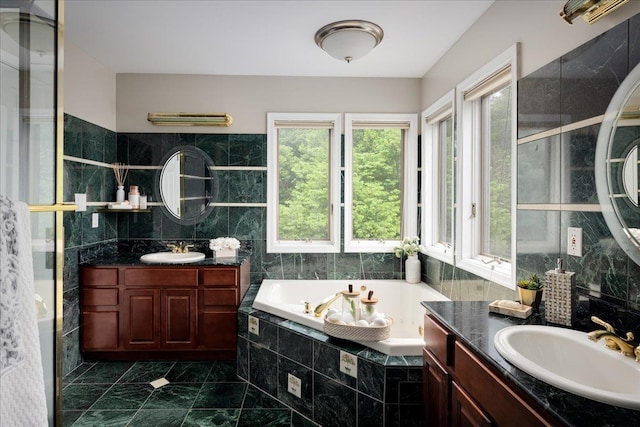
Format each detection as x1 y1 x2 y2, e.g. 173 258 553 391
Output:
266 112 342 253
344 113 418 253
455 45 518 289
421 89 455 265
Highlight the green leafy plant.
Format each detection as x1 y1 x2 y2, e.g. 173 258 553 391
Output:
517 274 544 290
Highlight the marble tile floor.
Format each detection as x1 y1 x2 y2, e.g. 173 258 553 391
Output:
63 360 317 427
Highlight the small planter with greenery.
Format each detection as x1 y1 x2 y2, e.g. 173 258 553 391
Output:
517 274 544 309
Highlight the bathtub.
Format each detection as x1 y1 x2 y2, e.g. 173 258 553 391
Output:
253 279 450 356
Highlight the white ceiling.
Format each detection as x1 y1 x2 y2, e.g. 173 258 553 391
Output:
64 0 494 78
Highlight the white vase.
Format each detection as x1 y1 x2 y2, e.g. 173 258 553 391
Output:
405 255 421 284
116 186 125 202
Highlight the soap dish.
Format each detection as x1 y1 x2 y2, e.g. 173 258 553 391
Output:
488 300 532 319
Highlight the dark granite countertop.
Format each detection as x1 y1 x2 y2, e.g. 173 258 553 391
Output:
421 300 640 426
80 250 251 267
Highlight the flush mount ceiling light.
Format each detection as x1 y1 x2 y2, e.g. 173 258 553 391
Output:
0 12 55 53
147 113 232 126
314 20 384 63
560 0 629 24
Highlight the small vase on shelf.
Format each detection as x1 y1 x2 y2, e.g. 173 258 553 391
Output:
405 254 421 284
116 186 125 202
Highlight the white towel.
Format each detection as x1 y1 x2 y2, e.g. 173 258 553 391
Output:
0 196 48 426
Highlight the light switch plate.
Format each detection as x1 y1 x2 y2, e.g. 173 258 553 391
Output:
92 213 99 228
567 227 582 257
339 350 357 378
74 193 87 211
287 373 302 398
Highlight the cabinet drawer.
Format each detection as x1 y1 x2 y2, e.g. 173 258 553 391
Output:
200 268 237 286
81 267 118 286
124 268 198 286
202 289 237 306
424 314 454 366
454 341 552 427
83 288 118 306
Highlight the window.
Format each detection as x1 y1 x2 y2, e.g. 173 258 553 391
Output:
344 114 418 253
422 90 455 264
456 45 517 287
267 113 341 253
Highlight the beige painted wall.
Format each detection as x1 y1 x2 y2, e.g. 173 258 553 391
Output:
63 42 116 131
421 0 640 109
116 74 421 134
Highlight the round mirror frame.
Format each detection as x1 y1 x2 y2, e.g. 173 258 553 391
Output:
156 145 218 225
595 62 640 265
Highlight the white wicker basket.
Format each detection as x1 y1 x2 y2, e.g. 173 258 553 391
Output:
323 319 391 342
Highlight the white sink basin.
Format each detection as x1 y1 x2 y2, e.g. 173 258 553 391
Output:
494 325 640 409
140 252 205 264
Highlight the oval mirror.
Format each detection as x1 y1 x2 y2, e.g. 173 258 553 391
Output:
595 62 640 265
157 145 218 224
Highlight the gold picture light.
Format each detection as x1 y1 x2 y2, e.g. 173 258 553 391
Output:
147 113 233 126
560 0 629 24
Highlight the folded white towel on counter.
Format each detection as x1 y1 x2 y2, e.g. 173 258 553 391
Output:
0 195 48 426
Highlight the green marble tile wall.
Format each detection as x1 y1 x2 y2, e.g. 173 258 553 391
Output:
517 13 640 312
63 114 118 375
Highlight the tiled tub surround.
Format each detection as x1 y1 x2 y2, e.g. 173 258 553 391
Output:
423 300 640 426
516 13 640 312
239 284 425 427
253 279 450 356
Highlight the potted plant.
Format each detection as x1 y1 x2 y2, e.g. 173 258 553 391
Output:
517 274 544 309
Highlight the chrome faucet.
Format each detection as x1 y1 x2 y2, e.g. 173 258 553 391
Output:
167 241 194 254
587 316 638 359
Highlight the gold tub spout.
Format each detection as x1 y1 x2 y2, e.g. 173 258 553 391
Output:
314 293 342 317
587 316 636 358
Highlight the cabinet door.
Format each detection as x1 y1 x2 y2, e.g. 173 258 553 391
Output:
162 289 197 348
451 382 493 427
199 311 237 350
82 311 119 350
423 348 451 427
122 289 161 349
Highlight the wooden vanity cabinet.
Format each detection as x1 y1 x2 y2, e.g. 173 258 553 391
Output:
81 259 249 360
423 314 558 427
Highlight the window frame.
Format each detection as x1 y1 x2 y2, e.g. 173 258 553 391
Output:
455 45 518 288
421 90 456 265
344 113 418 253
266 112 342 253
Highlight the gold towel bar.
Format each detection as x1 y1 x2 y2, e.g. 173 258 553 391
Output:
28 204 77 213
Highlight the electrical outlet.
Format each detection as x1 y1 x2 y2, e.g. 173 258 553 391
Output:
567 227 582 257
248 316 259 336
92 213 99 228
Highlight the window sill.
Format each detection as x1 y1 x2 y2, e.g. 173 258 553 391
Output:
456 258 513 289
423 244 454 265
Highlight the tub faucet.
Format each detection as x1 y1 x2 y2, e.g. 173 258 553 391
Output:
587 316 637 359
314 292 342 317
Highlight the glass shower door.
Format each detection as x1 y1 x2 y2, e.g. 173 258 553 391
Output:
0 1 63 425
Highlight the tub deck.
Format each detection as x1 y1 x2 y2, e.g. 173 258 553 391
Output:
253 279 450 356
